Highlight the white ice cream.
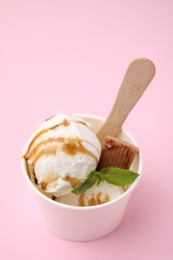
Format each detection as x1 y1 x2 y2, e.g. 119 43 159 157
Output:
25 114 101 197
58 181 125 206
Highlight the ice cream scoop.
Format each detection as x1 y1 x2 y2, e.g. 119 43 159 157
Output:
57 181 125 206
23 114 101 197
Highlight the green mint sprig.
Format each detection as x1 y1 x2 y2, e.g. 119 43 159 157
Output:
72 167 139 195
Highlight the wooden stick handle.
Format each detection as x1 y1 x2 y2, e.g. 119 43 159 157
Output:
97 58 156 145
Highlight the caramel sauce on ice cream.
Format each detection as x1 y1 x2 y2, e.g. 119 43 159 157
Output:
79 192 110 206
26 119 70 155
26 137 98 166
63 176 81 188
40 175 80 191
25 118 99 166
23 114 101 200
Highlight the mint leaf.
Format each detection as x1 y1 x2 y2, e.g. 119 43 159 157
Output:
72 171 98 195
100 167 139 186
71 167 139 195
95 172 104 186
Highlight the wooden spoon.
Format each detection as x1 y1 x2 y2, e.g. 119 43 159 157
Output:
97 58 156 146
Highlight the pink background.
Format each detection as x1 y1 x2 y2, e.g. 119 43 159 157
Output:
0 0 173 259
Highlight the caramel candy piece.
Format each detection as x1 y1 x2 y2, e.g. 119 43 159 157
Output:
97 135 139 170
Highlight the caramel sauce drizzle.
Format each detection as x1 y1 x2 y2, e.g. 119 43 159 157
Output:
45 114 56 121
74 120 88 127
52 195 57 200
40 176 59 190
27 137 99 166
122 186 128 192
25 158 31 180
63 176 81 188
79 192 110 206
40 175 80 191
26 119 70 156
24 118 96 160
45 114 88 128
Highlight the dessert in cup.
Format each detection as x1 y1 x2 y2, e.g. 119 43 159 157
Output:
21 58 155 241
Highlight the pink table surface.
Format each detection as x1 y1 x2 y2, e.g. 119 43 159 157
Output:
1 1 173 259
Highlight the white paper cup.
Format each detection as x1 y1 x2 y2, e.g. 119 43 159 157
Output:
21 114 142 242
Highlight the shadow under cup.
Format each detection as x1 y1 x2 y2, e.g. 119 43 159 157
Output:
21 114 142 242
